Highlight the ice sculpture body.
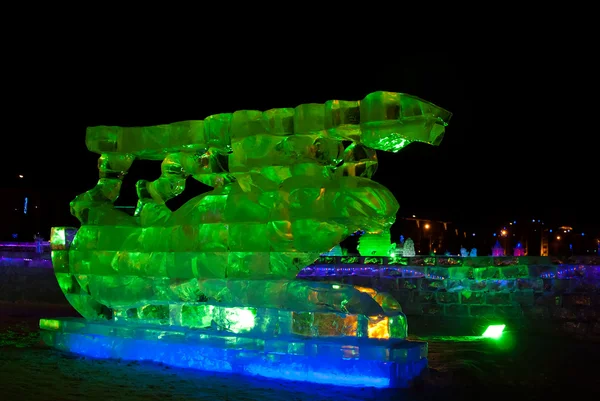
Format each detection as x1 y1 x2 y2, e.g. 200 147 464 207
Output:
55 91 450 318
460 247 468 257
469 248 477 257
321 244 344 256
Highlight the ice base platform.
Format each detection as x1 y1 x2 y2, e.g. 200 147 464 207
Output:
40 317 428 388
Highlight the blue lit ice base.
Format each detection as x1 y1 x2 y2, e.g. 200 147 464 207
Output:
40 317 427 388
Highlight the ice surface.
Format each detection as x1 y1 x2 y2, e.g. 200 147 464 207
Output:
55 91 451 321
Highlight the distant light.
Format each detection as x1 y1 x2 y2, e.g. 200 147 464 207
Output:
501 230 507 236
24 197 28 215
550 229 553 233
18 174 24 178
424 224 430 229
557 236 561 240
532 219 535 222
513 221 517 224
482 324 505 339
509 222 513 225
493 233 497 237
582 233 585 236
472 233 476 236
412 215 416 218
537 220 540 223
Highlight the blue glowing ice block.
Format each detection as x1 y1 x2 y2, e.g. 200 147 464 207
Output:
40 316 427 388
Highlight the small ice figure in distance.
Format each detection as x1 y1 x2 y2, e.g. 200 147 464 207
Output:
403 238 415 257
460 247 468 257
469 248 477 257
513 242 525 256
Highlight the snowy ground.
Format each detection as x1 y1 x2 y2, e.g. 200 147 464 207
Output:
1 302 599 401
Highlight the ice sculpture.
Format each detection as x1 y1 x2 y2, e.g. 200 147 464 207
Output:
492 241 505 256
469 248 477 257
43 91 451 388
53 91 450 317
321 244 344 256
514 242 525 256
357 230 393 256
460 247 468 257
402 238 416 257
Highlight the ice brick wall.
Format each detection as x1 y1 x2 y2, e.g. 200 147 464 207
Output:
0 256 65 304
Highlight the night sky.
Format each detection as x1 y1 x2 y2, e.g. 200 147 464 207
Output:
2 54 598 236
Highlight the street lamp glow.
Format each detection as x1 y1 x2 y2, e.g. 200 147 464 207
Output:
557 236 561 240
424 224 430 229
18 174 23 178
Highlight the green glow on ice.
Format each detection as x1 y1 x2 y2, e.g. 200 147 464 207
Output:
482 324 505 339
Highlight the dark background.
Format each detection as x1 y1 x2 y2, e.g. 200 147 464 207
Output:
1 53 598 238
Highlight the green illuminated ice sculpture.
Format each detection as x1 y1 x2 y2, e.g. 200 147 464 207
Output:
51 91 451 333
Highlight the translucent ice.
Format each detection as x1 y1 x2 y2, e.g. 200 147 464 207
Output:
357 230 394 256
